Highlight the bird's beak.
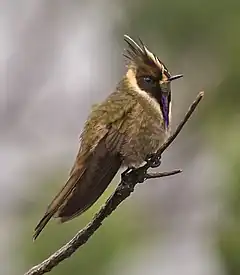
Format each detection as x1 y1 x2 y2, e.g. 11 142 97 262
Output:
169 74 183 81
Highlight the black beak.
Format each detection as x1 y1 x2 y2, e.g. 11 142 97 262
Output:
169 74 183 81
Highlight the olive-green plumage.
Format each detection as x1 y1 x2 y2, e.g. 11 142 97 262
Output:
33 35 183 240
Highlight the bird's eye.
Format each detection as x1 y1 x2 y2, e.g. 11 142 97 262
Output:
143 76 154 84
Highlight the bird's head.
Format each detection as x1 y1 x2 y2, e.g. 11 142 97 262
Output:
123 35 183 129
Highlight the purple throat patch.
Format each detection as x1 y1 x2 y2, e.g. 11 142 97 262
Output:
161 95 169 128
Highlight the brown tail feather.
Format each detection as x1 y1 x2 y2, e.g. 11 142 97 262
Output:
33 165 86 240
33 135 122 240
33 212 54 241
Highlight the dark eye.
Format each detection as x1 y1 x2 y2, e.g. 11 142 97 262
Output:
143 76 155 84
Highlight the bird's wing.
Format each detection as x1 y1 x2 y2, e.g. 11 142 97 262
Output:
57 130 124 222
33 92 135 240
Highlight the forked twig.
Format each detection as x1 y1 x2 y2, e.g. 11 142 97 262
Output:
24 91 204 275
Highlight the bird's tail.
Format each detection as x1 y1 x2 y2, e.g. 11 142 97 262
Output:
33 137 122 240
33 166 85 240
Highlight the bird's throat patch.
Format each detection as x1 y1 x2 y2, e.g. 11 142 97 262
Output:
160 95 169 128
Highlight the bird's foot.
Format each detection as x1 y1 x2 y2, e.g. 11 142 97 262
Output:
145 153 162 168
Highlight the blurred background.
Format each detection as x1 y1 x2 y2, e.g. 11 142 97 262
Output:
1 0 240 274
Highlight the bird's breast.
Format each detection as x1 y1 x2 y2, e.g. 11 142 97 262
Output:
120 103 168 167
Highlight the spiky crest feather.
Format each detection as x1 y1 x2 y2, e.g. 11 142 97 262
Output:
123 35 171 79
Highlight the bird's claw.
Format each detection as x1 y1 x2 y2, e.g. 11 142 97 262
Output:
145 153 161 168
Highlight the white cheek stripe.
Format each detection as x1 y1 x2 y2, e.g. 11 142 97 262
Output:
126 69 163 118
168 101 172 125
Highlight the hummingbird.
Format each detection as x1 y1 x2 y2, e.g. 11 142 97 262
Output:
33 35 183 240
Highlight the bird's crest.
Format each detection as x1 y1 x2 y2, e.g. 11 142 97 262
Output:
123 35 170 80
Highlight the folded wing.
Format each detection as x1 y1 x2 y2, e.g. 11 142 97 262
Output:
33 128 124 240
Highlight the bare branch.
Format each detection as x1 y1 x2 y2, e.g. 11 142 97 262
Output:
24 91 204 275
145 169 182 179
